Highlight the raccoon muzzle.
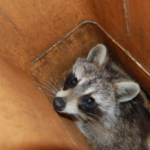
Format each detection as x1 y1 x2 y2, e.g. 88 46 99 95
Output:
53 97 66 111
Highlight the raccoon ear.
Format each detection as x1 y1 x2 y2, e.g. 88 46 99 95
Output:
115 82 140 103
87 44 108 67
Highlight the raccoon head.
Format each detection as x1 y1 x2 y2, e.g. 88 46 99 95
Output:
53 44 140 128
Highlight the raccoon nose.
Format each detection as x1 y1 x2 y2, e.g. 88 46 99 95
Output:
53 97 66 111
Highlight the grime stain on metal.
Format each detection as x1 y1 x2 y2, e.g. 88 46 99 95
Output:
123 0 132 37
99 0 105 15
31 20 150 78
0 9 25 38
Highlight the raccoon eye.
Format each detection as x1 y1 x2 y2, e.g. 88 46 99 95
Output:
79 95 97 111
70 77 78 87
69 77 78 87
87 98 94 104
63 72 78 90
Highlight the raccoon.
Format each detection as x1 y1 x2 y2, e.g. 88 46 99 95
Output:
53 44 150 150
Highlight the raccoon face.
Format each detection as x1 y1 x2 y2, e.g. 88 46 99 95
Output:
53 44 140 128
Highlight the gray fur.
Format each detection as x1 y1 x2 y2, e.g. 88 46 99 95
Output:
53 44 150 150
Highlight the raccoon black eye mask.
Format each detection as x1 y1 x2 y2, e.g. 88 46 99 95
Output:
63 72 78 90
78 95 97 112
53 44 150 150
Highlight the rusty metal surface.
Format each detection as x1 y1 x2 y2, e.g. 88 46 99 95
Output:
0 0 150 149
0 0 150 77
0 0 99 75
0 56 80 150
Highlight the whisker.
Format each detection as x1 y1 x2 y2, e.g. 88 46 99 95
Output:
69 114 74 120
40 80 58 92
33 71 58 93
84 112 100 118
44 79 58 92
48 76 60 90
37 85 56 98
79 111 95 122
57 81 63 91
40 81 57 94
43 93 55 98
41 90 55 96
34 81 56 95
32 70 64 95
78 113 98 132
87 120 98 132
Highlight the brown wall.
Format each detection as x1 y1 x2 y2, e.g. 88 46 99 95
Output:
0 0 150 149
0 0 150 76
0 56 82 150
